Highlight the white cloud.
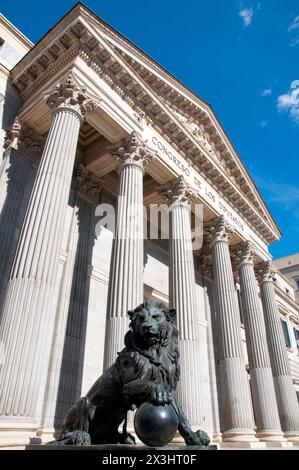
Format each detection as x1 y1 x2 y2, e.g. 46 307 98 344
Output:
239 8 253 27
260 120 268 127
290 37 299 47
288 15 299 47
261 88 272 96
256 177 299 224
288 15 299 32
277 87 299 123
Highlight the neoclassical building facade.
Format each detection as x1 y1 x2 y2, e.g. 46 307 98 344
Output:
0 4 298 448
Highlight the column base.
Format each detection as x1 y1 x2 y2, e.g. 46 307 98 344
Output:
222 434 262 448
283 431 299 443
37 427 57 443
0 428 38 447
212 432 223 443
222 430 258 443
258 432 291 447
256 430 286 442
221 441 267 449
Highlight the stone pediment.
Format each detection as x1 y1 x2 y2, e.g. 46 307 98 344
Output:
9 2 281 244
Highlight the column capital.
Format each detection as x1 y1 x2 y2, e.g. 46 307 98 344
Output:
232 241 257 268
45 72 98 120
76 164 103 204
157 175 198 206
110 131 156 172
4 116 22 150
255 260 277 283
206 215 234 245
4 116 45 158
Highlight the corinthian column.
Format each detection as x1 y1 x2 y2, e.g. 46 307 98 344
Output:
256 261 299 441
158 176 202 426
209 216 256 442
103 132 154 369
0 73 96 441
235 243 283 442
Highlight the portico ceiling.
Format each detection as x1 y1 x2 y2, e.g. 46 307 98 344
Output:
9 2 281 245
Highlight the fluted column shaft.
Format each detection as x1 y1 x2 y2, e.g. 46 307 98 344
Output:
158 176 202 426
103 133 154 369
41 201 79 431
0 74 94 429
257 262 299 440
210 217 256 441
236 244 283 440
0 149 35 309
170 203 202 426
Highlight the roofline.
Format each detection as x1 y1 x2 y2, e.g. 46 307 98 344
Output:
10 2 281 238
0 13 33 48
76 4 281 238
273 252 299 263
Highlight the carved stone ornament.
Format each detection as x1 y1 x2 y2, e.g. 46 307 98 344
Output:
45 71 98 118
157 175 198 206
206 215 234 244
4 116 22 149
170 108 222 163
76 164 102 203
110 131 156 171
255 260 277 283
4 116 45 156
232 241 257 267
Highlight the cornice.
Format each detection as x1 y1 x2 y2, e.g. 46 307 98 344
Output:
274 285 299 313
9 7 279 245
0 14 33 50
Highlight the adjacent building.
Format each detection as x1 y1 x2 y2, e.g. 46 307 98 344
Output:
274 253 299 304
0 3 298 448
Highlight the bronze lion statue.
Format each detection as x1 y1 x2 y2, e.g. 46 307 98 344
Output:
54 301 210 447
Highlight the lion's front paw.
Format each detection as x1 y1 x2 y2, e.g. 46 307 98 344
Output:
185 430 210 447
149 384 173 406
56 430 91 446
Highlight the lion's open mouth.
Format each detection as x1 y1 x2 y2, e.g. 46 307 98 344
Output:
142 330 160 343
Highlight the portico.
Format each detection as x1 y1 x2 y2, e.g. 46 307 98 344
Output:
0 3 299 448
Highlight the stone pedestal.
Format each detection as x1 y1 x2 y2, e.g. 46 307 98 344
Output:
103 133 154 369
256 261 299 442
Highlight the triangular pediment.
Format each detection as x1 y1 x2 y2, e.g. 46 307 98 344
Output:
10 2 280 244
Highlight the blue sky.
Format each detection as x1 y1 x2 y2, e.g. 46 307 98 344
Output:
1 0 298 259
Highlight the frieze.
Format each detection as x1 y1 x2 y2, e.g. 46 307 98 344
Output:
168 107 224 167
146 126 245 235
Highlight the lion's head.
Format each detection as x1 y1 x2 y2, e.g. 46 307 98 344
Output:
127 301 176 347
124 301 180 390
